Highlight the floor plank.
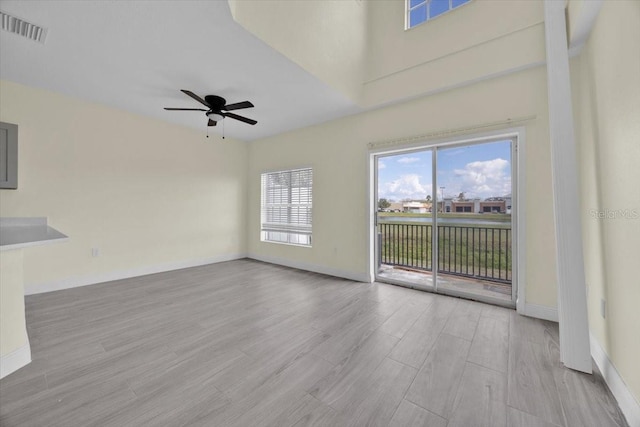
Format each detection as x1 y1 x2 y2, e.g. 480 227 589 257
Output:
379 299 429 339
442 299 482 341
447 362 508 427
507 335 566 426
263 393 326 427
311 311 386 365
309 330 399 409
507 406 563 427
467 315 509 373
481 303 512 322
404 333 471 418
388 400 447 427
510 311 550 345
553 362 628 427
389 295 457 368
290 400 338 427
332 357 418 427
200 353 334 427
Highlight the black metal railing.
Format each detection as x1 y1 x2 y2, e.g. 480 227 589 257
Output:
378 222 512 283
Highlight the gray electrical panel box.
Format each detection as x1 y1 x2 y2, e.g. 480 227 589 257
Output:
0 121 18 189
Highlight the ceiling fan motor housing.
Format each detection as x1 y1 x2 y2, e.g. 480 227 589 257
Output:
204 95 226 111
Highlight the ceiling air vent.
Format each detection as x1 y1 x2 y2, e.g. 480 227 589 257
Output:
0 10 48 43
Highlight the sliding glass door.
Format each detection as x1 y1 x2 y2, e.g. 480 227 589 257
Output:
375 137 516 306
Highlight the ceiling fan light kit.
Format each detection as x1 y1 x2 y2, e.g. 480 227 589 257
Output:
164 90 257 130
206 112 225 122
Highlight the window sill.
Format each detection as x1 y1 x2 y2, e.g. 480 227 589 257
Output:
260 240 312 248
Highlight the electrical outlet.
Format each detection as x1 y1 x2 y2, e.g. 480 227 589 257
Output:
600 299 606 319
91 247 100 258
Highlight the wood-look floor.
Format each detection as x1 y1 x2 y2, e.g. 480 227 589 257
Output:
0 259 628 427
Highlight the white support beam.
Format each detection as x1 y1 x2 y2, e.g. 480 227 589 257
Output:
543 0 592 374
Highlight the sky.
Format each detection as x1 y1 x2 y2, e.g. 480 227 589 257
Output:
378 140 512 201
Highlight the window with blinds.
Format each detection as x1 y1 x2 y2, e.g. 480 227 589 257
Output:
261 168 313 246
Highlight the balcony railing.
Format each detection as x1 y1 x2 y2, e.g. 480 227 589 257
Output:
378 222 512 284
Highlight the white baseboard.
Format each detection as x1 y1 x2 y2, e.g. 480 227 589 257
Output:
590 333 640 427
0 342 31 379
248 253 370 283
25 253 247 295
523 303 559 322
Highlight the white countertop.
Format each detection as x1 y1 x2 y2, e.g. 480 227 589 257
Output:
0 217 69 251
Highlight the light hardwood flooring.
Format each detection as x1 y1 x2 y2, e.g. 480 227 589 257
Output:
0 259 628 427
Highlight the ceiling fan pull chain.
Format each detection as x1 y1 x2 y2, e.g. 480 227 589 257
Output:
206 125 209 139
223 119 225 140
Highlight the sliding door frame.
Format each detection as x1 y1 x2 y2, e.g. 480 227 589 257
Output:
368 127 526 312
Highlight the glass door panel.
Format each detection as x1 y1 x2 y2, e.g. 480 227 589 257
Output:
434 140 514 303
376 149 435 291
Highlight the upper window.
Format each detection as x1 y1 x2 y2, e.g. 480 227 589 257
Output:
406 0 471 29
261 168 313 246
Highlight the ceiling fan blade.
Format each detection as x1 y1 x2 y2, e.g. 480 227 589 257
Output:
164 107 208 111
208 119 217 127
222 101 254 111
223 112 257 125
180 90 210 108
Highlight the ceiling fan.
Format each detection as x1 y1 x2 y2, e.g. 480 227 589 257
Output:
164 90 257 127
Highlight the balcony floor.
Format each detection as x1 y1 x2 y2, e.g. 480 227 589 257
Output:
377 264 513 303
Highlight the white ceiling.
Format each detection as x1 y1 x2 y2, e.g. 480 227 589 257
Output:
0 0 361 141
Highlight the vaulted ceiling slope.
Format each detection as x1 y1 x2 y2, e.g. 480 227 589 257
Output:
0 0 360 141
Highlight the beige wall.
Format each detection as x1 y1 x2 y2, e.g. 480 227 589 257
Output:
362 0 545 106
0 80 248 293
571 0 640 404
229 0 366 102
229 0 546 109
248 65 559 308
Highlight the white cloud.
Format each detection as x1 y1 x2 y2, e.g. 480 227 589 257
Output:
397 157 421 164
452 158 511 199
378 158 510 201
379 174 431 201
378 160 386 169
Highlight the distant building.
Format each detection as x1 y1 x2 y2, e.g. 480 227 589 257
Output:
403 201 428 213
480 199 506 213
452 198 481 213
436 198 454 213
389 202 403 212
439 196 511 213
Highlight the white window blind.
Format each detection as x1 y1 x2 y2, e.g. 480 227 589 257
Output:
261 168 313 246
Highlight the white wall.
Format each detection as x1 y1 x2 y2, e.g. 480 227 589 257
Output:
571 0 640 407
0 80 248 294
248 65 559 309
